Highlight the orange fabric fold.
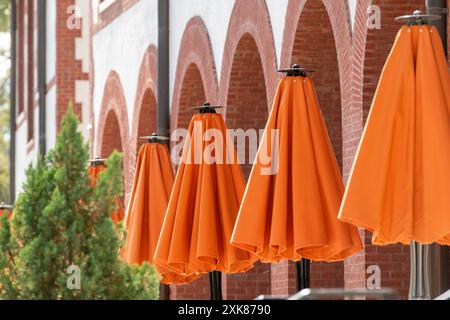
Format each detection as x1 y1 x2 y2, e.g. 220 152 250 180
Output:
88 164 125 225
154 113 256 284
121 143 194 284
231 76 363 263
339 26 450 245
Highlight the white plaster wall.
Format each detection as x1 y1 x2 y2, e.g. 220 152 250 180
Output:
46 0 57 152
14 122 37 197
92 0 158 152
46 86 57 151
14 125 27 196
46 0 56 82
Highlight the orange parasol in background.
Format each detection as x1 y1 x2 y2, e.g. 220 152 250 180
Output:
88 158 125 225
154 103 256 299
338 11 450 300
338 15 450 246
121 134 197 284
0 203 13 223
231 65 363 266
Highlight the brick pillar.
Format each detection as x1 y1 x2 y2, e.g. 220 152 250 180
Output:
56 0 89 126
271 262 297 297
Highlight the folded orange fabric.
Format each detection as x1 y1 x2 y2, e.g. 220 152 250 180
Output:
154 113 256 284
121 142 196 284
339 26 450 245
88 164 125 225
231 76 363 263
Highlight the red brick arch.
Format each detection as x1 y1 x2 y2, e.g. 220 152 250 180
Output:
217 0 278 301
131 45 158 157
281 0 353 122
219 0 278 110
96 71 131 194
171 16 218 132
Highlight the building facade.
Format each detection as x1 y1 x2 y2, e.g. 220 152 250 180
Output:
11 0 450 300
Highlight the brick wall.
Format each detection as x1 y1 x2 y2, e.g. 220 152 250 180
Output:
135 90 157 157
56 0 89 127
170 276 210 300
271 261 297 296
100 111 123 157
225 34 269 180
177 64 205 130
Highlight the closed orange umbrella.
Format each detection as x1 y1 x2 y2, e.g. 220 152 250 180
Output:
338 21 450 246
121 135 197 284
231 66 363 264
154 104 256 288
88 158 125 225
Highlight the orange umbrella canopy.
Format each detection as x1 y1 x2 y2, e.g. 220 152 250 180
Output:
339 25 450 245
231 76 363 263
88 163 125 225
154 112 256 284
121 142 195 284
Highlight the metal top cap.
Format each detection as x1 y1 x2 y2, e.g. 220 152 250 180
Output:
191 102 224 114
0 202 13 210
277 64 315 77
395 10 441 25
140 133 170 143
88 156 107 166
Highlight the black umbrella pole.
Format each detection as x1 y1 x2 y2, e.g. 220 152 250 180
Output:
296 258 311 291
209 271 223 300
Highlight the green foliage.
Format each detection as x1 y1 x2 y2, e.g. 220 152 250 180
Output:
0 0 9 33
0 106 160 300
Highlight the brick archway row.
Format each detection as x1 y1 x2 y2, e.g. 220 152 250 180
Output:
96 0 354 188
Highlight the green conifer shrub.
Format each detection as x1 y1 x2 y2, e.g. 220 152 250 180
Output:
0 106 160 300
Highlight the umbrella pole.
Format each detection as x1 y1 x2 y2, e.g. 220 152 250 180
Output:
159 284 170 300
209 271 223 300
409 242 431 300
296 258 311 291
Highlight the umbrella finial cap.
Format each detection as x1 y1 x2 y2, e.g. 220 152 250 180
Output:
191 102 224 114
